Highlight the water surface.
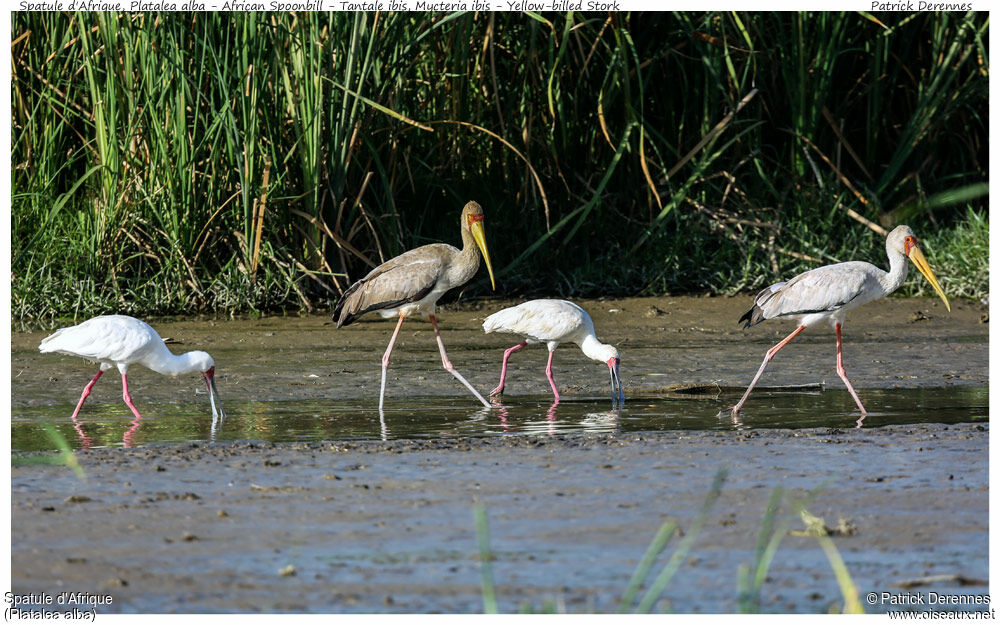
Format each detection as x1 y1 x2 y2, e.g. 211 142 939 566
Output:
12 386 987 451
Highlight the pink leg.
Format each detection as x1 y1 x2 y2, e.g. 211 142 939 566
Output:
121 374 143 420
490 341 527 397
71 369 104 420
835 323 868 416
732 325 806 415
429 315 490 408
545 350 561 401
379 313 407 412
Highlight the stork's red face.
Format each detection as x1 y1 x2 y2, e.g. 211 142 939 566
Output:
903 235 917 255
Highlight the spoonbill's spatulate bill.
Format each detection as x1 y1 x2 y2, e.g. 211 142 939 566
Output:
332 200 496 411
732 224 950 418
38 314 225 420
482 299 623 404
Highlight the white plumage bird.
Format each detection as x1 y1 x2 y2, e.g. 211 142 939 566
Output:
732 224 950 417
482 299 623 403
38 315 224 421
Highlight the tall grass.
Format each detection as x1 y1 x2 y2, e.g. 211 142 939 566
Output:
12 12 988 323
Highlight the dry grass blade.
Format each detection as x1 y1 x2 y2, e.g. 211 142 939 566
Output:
639 126 663 212
821 106 871 181
796 133 887 236
250 157 272 277
667 88 758 179
329 79 435 132
429 119 551 232
291 208 377 270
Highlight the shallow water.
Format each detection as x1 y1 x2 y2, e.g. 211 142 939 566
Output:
12 297 987 452
12 386 987 451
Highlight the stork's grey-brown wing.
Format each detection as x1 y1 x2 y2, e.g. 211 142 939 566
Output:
333 244 455 327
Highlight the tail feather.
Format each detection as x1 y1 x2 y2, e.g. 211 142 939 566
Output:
738 304 764 329
482 306 523 334
739 283 784 329
481 311 502 334
333 277 435 328
38 327 71 353
333 281 364 328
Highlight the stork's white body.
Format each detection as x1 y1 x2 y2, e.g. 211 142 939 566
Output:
733 225 950 420
741 257 909 330
483 299 622 402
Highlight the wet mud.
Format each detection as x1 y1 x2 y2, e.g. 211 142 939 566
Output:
12 295 986 409
10 424 988 613
9 296 989 613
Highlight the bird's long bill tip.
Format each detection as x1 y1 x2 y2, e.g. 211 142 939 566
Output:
470 220 496 291
205 370 226 418
908 245 951 312
608 357 624 405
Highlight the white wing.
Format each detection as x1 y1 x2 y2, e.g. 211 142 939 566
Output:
483 299 592 343
39 315 161 363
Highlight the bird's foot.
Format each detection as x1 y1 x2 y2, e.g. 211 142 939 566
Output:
488 386 504 398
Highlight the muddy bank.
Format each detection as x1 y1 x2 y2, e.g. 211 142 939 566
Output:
12 295 987 409
11 423 988 613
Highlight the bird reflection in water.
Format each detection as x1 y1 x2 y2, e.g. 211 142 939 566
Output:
378 408 390 441
69 411 143 449
210 409 225 443
123 415 142 447
488 399 621 436
494 404 511 431
71 414 94 450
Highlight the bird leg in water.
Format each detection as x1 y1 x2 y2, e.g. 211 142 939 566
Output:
490 341 527 397
121 374 144 420
379 313 408 412
835 323 868 416
71 369 105 420
545 350 561 401
731 325 806 415
428 315 491 408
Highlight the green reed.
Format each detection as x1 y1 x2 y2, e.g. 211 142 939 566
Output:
12 12 988 324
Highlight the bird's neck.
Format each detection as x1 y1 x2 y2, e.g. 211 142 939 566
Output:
145 350 201 377
578 334 610 363
879 242 910 295
453 226 481 280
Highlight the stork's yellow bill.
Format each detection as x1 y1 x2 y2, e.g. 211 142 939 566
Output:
907 244 950 312
468 214 496 290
